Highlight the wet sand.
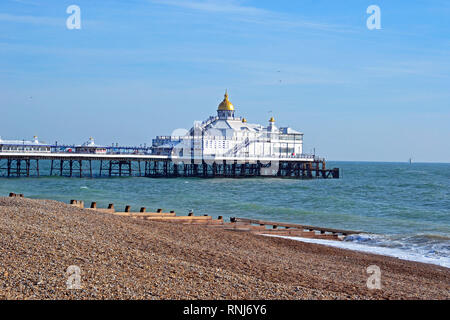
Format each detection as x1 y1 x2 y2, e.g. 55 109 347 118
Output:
0 197 448 299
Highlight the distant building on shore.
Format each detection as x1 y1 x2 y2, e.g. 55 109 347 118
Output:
0 136 51 153
75 137 107 154
151 91 305 160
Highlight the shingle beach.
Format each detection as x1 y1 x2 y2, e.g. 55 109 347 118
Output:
0 197 448 300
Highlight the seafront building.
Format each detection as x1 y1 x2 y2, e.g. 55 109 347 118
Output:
0 136 51 153
152 91 305 160
75 138 107 154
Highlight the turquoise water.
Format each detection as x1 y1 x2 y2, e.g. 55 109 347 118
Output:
1 161 449 266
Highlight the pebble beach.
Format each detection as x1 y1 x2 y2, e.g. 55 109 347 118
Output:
0 197 448 300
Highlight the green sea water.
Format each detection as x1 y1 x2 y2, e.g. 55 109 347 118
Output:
1 161 449 267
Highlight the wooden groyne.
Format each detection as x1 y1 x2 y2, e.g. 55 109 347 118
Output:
230 218 361 237
8 193 362 241
8 192 24 198
66 200 361 241
69 199 224 224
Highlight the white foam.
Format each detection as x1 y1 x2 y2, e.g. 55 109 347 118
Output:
263 234 450 269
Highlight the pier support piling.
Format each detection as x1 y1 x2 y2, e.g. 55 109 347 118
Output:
0 156 339 179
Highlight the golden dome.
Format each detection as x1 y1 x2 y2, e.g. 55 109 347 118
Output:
218 91 234 111
269 117 275 123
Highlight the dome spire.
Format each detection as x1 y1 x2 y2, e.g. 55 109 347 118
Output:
218 90 234 111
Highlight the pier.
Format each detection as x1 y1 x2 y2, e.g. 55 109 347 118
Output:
0 152 339 179
1 92 340 179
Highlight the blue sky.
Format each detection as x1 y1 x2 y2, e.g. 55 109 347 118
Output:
0 0 449 162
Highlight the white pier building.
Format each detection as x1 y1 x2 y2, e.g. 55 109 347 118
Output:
152 91 307 161
0 136 51 153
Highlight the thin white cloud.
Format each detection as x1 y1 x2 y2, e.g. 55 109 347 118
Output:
150 0 355 33
361 61 450 79
151 0 266 15
10 0 39 5
0 13 62 26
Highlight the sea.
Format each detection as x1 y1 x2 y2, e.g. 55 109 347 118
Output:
1 161 449 268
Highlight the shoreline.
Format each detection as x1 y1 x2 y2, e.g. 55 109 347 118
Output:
0 197 449 299
263 234 450 269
